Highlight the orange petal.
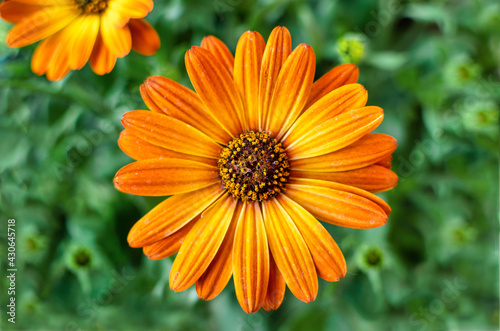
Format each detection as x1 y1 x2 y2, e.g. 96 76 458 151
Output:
376 154 393 169
143 76 231 144
100 11 132 58
195 203 242 301
44 23 75 81
31 30 63 76
0 1 43 24
262 254 285 311
261 198 318 303
292 165 398 193
128 18 160 56
258 26 291 131
200 35 234 76
283 180 388 229
170 194 238 292
68 14 100 70
233 31 266 131
118 129 217 165
282 84 368 146
143 219 197 260
233 202 269 313
127 184 224 247
6 6 79 47
287 106 384 160
89 32 117 75
46 56 71 81
288 177 391 216
6 0 71 4
139 84 162 113
114 158 220 196
276 194 346 281
108 0 153 19
266 44 316 140
185 46 245 138
290 133 397 172
122 110 221 159
306 63 359 109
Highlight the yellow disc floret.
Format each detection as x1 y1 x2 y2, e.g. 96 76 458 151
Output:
218 131 290 202
75 0 108 14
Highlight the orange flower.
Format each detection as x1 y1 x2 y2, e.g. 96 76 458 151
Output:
114 27 398 313
0 0 160 80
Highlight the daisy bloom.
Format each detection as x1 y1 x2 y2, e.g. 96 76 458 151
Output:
114 26 398 313
0 0 160 81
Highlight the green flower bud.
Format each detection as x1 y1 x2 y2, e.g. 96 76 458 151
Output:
445 55 481 86
66 245 94 273
460 100 499 137
336 33 366 64
357 245 386 272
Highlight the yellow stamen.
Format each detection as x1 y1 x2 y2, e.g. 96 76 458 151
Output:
74 0 108 14
218 131 290 202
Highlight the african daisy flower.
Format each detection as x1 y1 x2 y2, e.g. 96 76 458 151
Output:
0 0 159 81
114 26 398 313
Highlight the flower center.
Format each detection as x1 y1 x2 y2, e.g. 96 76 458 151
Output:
75 0 108 14
218 131 290 202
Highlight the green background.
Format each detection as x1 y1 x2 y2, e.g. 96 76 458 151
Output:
1 0 499 330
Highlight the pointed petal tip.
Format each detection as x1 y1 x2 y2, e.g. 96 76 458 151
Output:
300 292 317 304
337 63 360 82
143 246 167 260
262 297 284 311
191 45 201 50
343 63 358 70
127 231 136 246
244 30 262 40
113 174 126 193
144 75 158 84
185 46 195 57
195 282 209 300
294 43 314 55
196 284 221 301
186 46 204 59
196 293 211 301
120 109 139 122
201 35 216 42
241 306 261 314
169 272 183 292
272 26 289 33
169 274 191 293
169 284 182 292
376 217 388 227
127 232 144 248
343 82 366 95
127 231 137 246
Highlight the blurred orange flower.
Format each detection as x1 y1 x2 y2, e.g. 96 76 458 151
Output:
114 27 398 313
0 0 160 80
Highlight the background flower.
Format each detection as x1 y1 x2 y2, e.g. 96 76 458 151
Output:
0 0 160 80
0 0 498 330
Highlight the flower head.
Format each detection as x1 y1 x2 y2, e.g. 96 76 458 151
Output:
114 27 398 313
0 0 160 80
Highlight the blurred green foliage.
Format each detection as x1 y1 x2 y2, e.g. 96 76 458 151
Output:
0 0 499 330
